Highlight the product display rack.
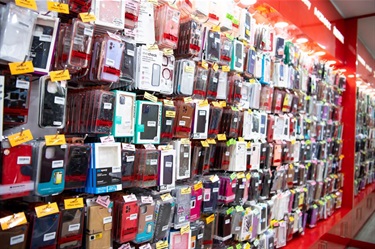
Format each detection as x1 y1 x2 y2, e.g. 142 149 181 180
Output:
0 1 365 249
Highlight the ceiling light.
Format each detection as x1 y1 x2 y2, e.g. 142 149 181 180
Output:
274 21 288 28
317 43 326 49
240 0 257 5
326 60 336 65
348 74 355 78
296 37 308 44
314 51 326 56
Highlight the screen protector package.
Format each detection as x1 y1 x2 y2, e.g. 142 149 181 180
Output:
0 3 37 62
87 143 122 194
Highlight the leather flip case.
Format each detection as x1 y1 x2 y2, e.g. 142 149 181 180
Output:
87 205 112 234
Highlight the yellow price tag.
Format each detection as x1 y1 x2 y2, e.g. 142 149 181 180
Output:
50 70 70 82
184 97 193 103
144 92 158 103
238 137 245 142
201 141 209 147
15 0 37 10
339 154 344 160
8 61 34 75
206 214 215 224
246 141 251 149
181 187 191 195
0 212 27 230
244 242 251 249
163 99 174 106
35 202 59 218
79 12 97 22
237 172 245 179
165 110 176 118
211 25 220 32
199 99 209 107
47 1 69 14
148 0 158 4
245 29 250 36
246 173 251 180
45 134 66 146
163 48 173 56
211 101 221 108
8 129 33 147
194 181 203 190
180 224 190 234
156 241 169 249
184 66 194 73
222 65 230 72
219 101 227 107
160 193 172 201
291 140 296 145
206 138 216 144
201 60 209 70
213 63 219 72
217 134 227 141
64 198 84 210
181 138 190 144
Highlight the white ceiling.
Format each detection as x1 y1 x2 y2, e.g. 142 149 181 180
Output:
331 0 375 58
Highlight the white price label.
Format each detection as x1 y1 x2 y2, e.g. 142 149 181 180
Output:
52 160 64 168
54 96 65 105
43 232 56 241
68 224 80 232
103 103 112 109
16 79 30 89
17 156 31 164
103 216 112 224
10 234 25 245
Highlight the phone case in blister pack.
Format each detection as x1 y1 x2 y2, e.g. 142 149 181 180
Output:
193 66 208 100
38 76 67 129
68 18 94 69
65 144 90 190
35 142 66 196
160 104 176 144
120 143 136 189
2 73 31 125
94 90 115 134
206 69 220 101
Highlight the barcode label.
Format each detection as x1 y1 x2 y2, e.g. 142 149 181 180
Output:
198 233 203 239
179 120 186 126
68 223 80 231
126 156 135 162
103 103 112 109
130 213 138 220
213 188 219 193
103 216 112 224
145 214 153 221
162 225 169 231
54 96 65 105
147 121 156 127
165 162 172 167
43 232 56 241
10 234 24 245
106 58 115 67
166 120 172 126
16 79 29 89
84 28 94 37
40 34 52 42
183 152 189 158
52 160 64 168
17 156 31 165
150 159 158 165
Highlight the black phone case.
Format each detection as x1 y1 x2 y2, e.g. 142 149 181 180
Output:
140 104 160 140
163 155 173 185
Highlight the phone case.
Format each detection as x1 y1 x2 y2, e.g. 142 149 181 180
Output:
58 208 84 249
135 203 155 243
64 144 90 190
0 145 33 199
135 101 162 144
98 35 124 83
68 19 94 68
29 213 60 249
116 200 138 243
112 91 136 137
38 77 67 128
0 223 28 249
35 143 66 196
